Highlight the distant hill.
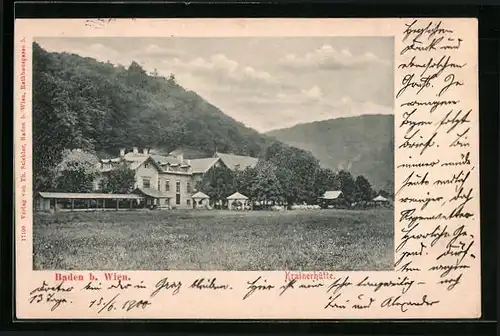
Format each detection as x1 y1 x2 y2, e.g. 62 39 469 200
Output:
266 115 394 192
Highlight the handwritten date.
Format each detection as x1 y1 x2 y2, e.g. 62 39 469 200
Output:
89 293 151 314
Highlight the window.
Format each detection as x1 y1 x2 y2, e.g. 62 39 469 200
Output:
187 182 191 193
142 178 151 189
157 180 161 191
187 199 191 206
176 194 181 205
97 179 105 191
176 181 181 193
165 180 170 192
144 162 150 168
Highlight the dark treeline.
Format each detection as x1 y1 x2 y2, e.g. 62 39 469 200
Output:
196 143 390 207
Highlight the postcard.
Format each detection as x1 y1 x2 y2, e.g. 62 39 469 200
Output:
14 18 480 319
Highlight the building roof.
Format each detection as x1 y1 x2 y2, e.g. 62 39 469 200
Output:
105 154 185 174
37 192 143 199
215 152 259 171
128 157 149 170
192 191 210 199
101 158 122 163
320 191 343 200
128 156 166 171
189 157 220 174
373 195 389 202
133 187 170 198
123 152 148 161
100 150 258 175
227 192 248 200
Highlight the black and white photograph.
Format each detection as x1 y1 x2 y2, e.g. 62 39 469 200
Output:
32 36 395 272
15 17 482 321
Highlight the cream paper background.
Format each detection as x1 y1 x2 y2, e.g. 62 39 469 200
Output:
14 18 480 319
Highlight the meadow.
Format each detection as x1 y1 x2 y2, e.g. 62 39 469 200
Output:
33 209 394 271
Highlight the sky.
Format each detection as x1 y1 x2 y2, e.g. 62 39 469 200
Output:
36 36 394 133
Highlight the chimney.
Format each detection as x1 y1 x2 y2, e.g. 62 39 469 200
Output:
119 148 125 157
143 148 149 155
187 159 191 166
133 146 138 154
176 153 184 163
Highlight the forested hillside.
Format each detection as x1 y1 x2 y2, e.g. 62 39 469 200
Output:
267 115 394 192
32 42 272 191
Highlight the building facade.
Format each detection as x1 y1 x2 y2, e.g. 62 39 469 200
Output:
94 147 258 209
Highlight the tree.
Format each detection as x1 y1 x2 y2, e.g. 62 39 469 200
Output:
54 149 100 192
234 166 258 200
126 61 149 91
195 166 235 204
314 167 340 198
263 142 321 204
355 175 374 202
167 73 177 86
101 163 136 194
32 43 82 191
262 142 284 162
275 167 296 207
250 161 283 205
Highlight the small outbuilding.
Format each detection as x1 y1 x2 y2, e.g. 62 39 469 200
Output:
321 190 343 200
35 191 144 212
191 191 210 209
227 192 250 211
373 195 389 202
132 187 170 209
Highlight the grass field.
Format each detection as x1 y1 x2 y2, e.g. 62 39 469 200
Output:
33 209 394 271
